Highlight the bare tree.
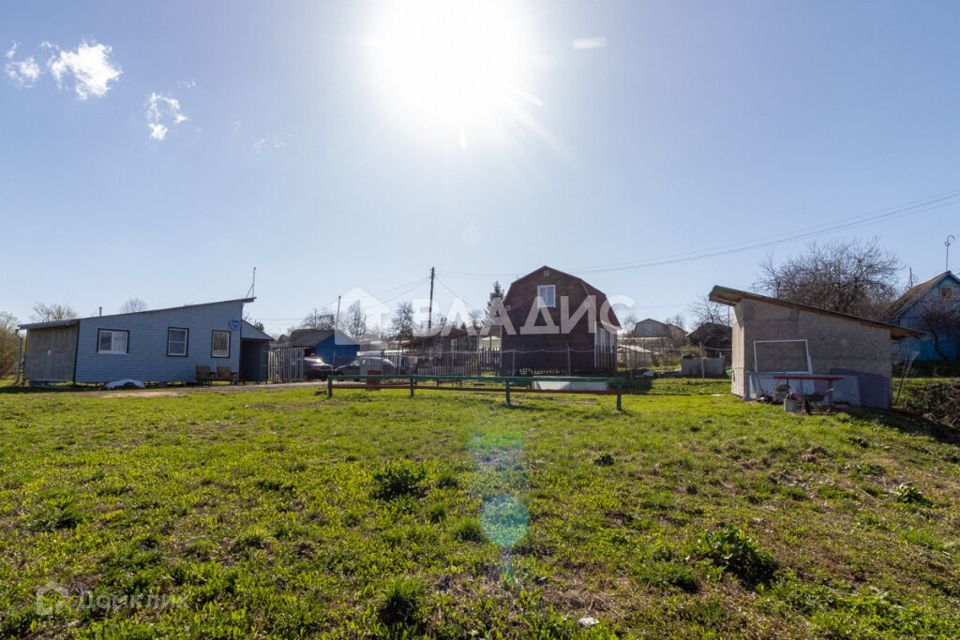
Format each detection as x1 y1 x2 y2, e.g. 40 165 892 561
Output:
915 295 960 361
299 307 335 330
468 308 485 333
755 238 900 319
391 301 416 340
119 298 148 313
689 295 730 327
663 313 686 331
31 303 77 323
345 301 367 339
0 312 18 378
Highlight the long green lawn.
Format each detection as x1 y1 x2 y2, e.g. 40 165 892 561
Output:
1 382 958 638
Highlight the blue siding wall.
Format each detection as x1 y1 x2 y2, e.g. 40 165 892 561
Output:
74 301 244 383
894 277 960 361
315 336 359 366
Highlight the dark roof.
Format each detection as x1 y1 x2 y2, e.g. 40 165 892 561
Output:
286 328 358 348
687 322 732 343
709 285 923 340
886 271 959 321
404 327 470 347
18 298 255 330
505 265 621 328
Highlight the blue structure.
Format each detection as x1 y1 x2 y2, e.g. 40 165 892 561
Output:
286 329 359 367
888 271 960 362
19 298 274 383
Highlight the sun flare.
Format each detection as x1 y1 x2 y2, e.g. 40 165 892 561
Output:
370 0 531 140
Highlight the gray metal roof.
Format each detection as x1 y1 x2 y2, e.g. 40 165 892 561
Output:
18 297 255 330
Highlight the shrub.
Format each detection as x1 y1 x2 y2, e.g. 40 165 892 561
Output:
30 497 83 532
594 453 615 467
435 469 460 489
377 578 424 627
699 525 778 587
895 483 932 506
372 462 427 500
451 517 485 543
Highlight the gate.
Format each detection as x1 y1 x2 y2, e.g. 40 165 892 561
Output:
268 346 306 383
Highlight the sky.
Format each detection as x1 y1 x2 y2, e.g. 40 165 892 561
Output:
2 0 960 337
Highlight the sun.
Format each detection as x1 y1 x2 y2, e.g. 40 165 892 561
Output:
369 0 530 141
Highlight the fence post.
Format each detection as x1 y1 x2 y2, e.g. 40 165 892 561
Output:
327 375 333 398
409 376 415 398
567 347 572 375
511 350 516 375
616 380 623 411
505 380 511 407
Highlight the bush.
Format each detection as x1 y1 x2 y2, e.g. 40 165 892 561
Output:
372 462 427 500
895 483 933 506
905 381 960 427
377 578 424 627
699 525 778 587
451 517 485 542
593 453 615 467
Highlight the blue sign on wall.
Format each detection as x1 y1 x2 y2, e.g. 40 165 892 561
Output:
229 319 241 330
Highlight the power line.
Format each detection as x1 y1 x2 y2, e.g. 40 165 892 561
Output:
575 190 960 274
439 186 960 279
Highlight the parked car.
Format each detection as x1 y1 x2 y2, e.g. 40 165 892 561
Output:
334 356 397 380
304 355 333 380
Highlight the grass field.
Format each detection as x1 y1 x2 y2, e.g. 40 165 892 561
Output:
1 381 959 638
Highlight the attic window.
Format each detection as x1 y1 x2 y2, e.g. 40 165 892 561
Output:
942 288 954 299
537 285 556 308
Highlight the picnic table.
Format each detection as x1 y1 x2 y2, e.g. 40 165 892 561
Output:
773 374 844 411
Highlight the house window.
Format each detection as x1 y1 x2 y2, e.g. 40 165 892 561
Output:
97 329 129 354
537 284 556 308
942 287 955 299
167 328 189 357
211 330 231 358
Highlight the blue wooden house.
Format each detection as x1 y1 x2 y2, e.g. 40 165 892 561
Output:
887 271 960 361
286 328 359 366
19 298 274 384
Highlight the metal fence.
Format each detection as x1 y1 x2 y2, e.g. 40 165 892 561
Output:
268 346 306 382
392 348 617 377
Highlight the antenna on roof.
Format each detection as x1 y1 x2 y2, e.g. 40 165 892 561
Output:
946 236 956 273
246 266 257 298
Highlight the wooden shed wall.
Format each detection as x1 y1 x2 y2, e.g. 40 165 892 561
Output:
25 325 78 382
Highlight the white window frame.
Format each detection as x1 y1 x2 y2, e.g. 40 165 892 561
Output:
537 284 556 308
211 330 231 358
167 327 189 357
753 339 812 374
97 329 129 355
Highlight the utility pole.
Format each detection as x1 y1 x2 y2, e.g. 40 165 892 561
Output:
427 266 435 332
335 295 342 330
947 235 956 272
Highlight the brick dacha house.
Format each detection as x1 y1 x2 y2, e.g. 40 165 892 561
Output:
495 266 620 374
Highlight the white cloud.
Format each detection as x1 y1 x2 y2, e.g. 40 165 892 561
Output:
4 41 42 87
146 92 188 140
47 40 121 99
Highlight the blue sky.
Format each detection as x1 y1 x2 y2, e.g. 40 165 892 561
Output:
3 0 959 336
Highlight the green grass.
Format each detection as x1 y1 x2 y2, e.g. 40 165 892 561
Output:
1 381 959 637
